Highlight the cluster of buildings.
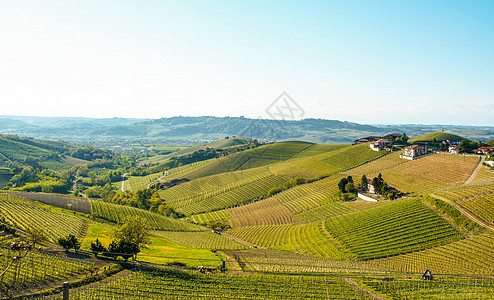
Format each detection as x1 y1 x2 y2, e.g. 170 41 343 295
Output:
354 134 404 145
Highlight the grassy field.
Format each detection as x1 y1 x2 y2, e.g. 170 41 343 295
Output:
81 221 223 268
408 131 466 143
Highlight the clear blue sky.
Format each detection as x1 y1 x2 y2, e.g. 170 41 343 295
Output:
1 1 493 125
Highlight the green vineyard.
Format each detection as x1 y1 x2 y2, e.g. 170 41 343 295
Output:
0 194 87 241
66 267 373 300
325 198 463 259
90 199 204 231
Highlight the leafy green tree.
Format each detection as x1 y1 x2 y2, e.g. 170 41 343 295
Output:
361 175 368 191
25 225 48 247
458 140 469 153
113 216 151 260
338 178 348 193
345 182 356 194
57 234 81 252
90 238 107 258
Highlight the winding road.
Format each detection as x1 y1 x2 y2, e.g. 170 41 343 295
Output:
146 170 167 189
463 155 486 186
120 173 128 192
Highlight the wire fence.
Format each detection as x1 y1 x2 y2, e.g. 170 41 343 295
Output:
2 250 494 299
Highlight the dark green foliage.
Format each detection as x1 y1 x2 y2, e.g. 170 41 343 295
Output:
57 234 81 252
90 238 107 257
69 146 112 160
0 217 16 234
338 178 348 193
361 175 368 190
338 176 354 193
267 177 306 197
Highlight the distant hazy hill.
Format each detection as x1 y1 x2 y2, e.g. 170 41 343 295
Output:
0 115 493 145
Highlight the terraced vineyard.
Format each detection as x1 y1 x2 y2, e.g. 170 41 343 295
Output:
226 197 294 227
291 144 348 158
315 143 386 170
158 167 273 207
374 231 494 275
90 200 204 231
435 181 494 203
0 194 87 241
188 210 230 225
6 192 92 214
126 172 165 191
227 220 350 259
0 247 97 294
325 198 462 259
294 200 385 223
67 267 372 300
380 154 480 194
342 151 406 178
153 230 248 250
470 164 494 184
170 175 287 216
363 276 494 299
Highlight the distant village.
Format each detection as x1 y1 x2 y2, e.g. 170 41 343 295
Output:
355 133 494 161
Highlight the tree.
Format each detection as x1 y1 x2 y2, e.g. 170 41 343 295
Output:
57 234 81 252
345 182 356 194
372 174 384 195
338 178 348 193
113 216 151 260
346 176 353 183
90 238 107 258
380 181 389 195
25 225 48 247
458 140 469 153
361 175 368 191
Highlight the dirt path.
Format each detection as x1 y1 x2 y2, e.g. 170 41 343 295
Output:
344 278 387 300
218 251 243 274
464 156 486 186
430 193 494 231
147 170 167 189
120 173 128 192
221 232 259 248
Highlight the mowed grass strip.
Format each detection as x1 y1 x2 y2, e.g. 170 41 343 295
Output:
325 198 462 259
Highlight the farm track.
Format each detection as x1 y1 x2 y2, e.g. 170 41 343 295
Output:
146 170 168 189
221 232 259 249
344 278 386 300
464 155 486 186
429 194 494 231
120 173 127 192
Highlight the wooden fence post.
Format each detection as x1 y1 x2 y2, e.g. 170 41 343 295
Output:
63 282 70 300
